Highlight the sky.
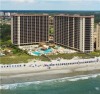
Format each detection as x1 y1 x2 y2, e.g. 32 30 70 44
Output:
0 0 100 10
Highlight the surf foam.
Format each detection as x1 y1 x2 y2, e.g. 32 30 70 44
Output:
0 73 100 90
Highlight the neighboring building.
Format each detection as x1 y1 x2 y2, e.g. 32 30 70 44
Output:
93 29 97 43
0 12 4 16
5 12 11 17
93 30 97 49
54 14 94 52
11 14 49 45
96 23 100 50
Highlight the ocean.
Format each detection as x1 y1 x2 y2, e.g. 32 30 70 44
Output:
1 74 100 94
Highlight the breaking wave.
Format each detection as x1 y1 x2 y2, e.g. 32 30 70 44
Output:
0 73 100 90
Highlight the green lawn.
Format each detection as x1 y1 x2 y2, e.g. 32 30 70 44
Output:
0 51 100 64
0 53 50 64
47 51 100 60
89 50 100 56
48 53 90 60
0 54 32 64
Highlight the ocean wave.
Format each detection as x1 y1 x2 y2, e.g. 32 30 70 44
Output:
95 87 100 91
68 74 100 82
0 73 100 90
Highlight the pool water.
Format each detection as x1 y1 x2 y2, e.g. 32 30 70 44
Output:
33 51 41 56
43 48 52 54
33 48 52 56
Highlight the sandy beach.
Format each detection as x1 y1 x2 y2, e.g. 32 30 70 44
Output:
0 58 100 84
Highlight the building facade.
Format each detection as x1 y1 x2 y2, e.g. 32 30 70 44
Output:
11 14 49 45
96 23 100 50
54 14 94 52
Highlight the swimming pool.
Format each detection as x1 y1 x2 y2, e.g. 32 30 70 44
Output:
33 51 41 56
32 48 52 56
43 48 52 54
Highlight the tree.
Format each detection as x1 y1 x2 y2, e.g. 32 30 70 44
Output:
49 27 54 34
0 24 11 41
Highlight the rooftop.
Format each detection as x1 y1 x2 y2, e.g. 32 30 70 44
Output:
54 14 94 18
11 13 49 17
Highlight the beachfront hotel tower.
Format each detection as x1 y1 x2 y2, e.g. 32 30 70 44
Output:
54 14 94 52
11 14 49 45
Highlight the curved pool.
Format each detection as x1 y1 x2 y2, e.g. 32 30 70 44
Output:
32 48 52 56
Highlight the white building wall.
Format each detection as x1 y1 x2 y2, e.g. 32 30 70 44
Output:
68 17 69 47
96 23 100 50
73 17 75 48
90 18 94 52
80 18 85 52
17 16 20 45
11 17 13 44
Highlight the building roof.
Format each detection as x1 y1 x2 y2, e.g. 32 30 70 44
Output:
11 13 49 17
54 14 94 18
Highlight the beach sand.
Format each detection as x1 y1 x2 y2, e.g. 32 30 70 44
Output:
0 62 100 84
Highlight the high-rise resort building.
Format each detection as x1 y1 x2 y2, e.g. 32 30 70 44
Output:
54 14 94 52
11 14 49 46
96 23 100 50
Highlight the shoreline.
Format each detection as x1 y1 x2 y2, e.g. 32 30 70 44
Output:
1 63 100 85
0 70 100 85
0 57 100 85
